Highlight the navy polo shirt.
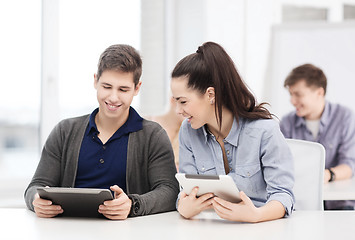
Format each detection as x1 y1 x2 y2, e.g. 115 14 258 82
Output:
74 107 143 192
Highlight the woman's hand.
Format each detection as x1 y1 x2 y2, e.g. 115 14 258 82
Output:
98 185 132 220
212 191 261 222
33 193 63 218
177 187 214 219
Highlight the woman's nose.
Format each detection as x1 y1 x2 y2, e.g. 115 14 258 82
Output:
175 104 183 115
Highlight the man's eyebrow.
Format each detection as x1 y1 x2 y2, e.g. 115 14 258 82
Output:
101 82 131 89
119 86 131 89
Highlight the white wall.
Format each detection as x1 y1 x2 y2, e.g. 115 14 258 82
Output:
139 0 166 115
140 0 355 117
41 0 60 146
264 21 355 118
140 0 246 115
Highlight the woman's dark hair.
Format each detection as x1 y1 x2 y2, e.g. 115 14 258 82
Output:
97 44 142 86
171 42 272 129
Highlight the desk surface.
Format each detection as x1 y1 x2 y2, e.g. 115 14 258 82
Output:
1 208 354 240
323 178 355 200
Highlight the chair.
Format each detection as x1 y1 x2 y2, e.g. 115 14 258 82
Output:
286 138 325 211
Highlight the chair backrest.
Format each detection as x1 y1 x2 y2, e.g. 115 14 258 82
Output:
286 138 325 211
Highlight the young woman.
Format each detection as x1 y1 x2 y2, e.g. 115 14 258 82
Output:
171 42 294 223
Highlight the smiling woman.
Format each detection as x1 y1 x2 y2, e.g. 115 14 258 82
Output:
171 42 295 223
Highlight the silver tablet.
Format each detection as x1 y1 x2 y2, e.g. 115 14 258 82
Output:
175 173 241 203
37 187 113 217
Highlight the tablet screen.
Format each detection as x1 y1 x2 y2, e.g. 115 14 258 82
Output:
37 187 113 218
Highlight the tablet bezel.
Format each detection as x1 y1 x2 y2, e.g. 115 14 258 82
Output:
37 187 113 218
175 173 241 203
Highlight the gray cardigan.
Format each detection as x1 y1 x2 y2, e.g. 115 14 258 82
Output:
24 114 179 217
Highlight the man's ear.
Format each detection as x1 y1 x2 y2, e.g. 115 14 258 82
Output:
317 87 325 97
134 81 142 96
206 87 215 104
94 74 98 89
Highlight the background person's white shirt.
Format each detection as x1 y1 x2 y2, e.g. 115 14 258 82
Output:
306 119 320 140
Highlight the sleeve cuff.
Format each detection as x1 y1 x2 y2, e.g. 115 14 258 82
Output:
267 192 294 217
128 194 141 217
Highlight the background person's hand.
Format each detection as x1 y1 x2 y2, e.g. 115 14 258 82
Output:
177 187 214 219
32 193 63 218
98 185 132 220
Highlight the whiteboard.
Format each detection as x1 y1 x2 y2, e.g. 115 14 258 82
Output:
263 21 355 119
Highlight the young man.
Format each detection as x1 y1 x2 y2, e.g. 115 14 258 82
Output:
24 44 179 219
280 63 355 210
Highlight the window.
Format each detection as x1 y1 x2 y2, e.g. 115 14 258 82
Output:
0 0 140 208
282 5 328 22
58 0 141 119
344 4 355 20
0 0 41 207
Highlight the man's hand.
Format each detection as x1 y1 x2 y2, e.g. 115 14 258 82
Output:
33 193 63 218
98 185 132 220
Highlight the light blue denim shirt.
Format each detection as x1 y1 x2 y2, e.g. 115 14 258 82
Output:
179 117 295 216
280 101 355 209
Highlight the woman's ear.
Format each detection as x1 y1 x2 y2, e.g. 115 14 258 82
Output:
206 87 215 104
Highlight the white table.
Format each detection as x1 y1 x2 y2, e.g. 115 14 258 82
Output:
1 208 355 240
323 178 355 200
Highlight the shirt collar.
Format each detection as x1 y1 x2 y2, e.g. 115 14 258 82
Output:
319 101 330 126
294 101 329 129
86 108 99 136
85 107 143 138
122 107 143 134
225 118 242 147
294 115 305 128
202 117 242 147
202 125 210 144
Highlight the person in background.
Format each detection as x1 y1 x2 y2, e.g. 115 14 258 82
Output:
24 44 179 219
146 96 184 170
280 63 355 210
171 41 295 222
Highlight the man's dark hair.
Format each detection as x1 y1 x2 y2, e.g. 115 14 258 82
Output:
284 63 327 94
97 44 142 86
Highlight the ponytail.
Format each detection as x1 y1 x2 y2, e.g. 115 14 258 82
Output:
172 42 272 130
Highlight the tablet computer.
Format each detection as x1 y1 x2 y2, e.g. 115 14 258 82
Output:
37 187 113 218
175 173 241 203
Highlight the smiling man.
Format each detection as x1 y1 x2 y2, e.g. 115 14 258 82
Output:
24 44 179 219
280 63 355 210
